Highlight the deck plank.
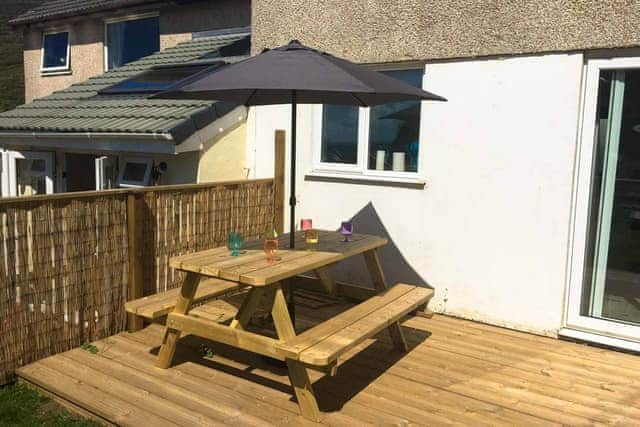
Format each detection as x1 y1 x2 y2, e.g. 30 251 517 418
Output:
15 303 640 426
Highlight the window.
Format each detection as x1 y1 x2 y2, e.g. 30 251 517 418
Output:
4 151 54 197
99 63 222 95
317 68 424 176
320 105 359 164
42 31 70 72
117 157 152 187
106 16 159 70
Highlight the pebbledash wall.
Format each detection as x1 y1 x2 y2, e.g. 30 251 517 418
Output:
21 0 250 102
251 0 640 60
247 1 640 336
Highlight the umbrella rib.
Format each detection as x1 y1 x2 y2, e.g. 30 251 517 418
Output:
351 93 368 107
244 88 259 106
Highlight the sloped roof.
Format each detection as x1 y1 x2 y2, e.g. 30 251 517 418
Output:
11 0 167 26
0 31 250 144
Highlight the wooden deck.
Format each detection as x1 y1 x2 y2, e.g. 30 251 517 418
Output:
16 296 640 426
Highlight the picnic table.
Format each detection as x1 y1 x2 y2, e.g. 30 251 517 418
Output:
151 230 433 421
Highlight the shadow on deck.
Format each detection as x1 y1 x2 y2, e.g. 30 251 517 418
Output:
16 294 640 426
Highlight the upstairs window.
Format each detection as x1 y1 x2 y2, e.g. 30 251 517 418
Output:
42 31 70 72
106 15 160 70
316 68 424 176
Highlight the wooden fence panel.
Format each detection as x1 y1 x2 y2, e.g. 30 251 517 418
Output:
0 178 276 384
140 179 276 295
0 194 129 385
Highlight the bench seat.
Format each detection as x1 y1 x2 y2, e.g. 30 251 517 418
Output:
125 277 244 321
277 283 433 366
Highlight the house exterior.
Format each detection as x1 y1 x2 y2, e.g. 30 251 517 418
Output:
0 0 250 196
14 0 250 103
247 1 640 350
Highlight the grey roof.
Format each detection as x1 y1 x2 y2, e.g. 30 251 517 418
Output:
11 0 173 26
0 31 250 144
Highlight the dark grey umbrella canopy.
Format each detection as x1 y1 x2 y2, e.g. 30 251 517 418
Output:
155 40 446 105
155 40 445 250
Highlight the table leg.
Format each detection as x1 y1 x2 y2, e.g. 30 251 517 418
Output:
271 284 295 339
363 249 408 352
230 288 265 330
157 272 201 368
271 284 321 422
314 266 336 297
281 278 296 327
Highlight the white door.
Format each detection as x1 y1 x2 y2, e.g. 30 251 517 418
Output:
565 57 640 348
5 151 54 197
95 156 117 190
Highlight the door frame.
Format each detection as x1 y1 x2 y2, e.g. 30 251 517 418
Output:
564 56 640 345
0 149 8 197
95 155 117 190
3 150 55 197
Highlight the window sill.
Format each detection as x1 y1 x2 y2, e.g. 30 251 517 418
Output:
305 171 426 189
41 70 72 77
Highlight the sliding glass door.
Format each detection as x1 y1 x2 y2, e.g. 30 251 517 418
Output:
567 58 640 344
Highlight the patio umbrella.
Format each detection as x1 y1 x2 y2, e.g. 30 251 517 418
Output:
154 40 446 248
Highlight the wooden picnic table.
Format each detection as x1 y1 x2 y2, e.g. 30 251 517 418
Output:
156 230 430 422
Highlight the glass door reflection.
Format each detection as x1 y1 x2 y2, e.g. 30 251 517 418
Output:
582 69 640 324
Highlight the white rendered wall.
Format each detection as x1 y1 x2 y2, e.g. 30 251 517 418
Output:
246 53 584 336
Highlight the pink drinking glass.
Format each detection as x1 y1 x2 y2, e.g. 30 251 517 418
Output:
300 218 312 231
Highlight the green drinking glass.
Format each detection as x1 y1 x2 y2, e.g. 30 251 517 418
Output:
227 232 244 256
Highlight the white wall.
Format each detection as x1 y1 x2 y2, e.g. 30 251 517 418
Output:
246 53 584 336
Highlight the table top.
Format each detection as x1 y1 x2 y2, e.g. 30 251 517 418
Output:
169 230 387 286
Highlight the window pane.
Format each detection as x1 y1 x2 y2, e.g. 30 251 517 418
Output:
99 63 221 94
42 32 69 69
16 159 46 196
580 69 640 325
321 105 359 164
368 69 422 172
122 162 148 182
107 17 160 70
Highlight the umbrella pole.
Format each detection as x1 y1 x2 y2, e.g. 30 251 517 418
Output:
289 91 297 249
288 91 297 328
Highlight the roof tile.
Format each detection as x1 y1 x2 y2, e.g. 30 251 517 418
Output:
11 0 167 26
0 32 250 144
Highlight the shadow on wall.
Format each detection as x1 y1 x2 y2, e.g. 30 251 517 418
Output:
330 202 431 289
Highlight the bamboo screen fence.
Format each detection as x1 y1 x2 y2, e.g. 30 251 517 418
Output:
0 179 276 385
140 179 276 294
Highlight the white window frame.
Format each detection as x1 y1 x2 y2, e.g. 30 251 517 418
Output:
104 12 160 71
0 148 7 197
116 157 152 188
95 156 117 190
312 65 427 181
41 29 70 73
564 55 640 344
5 151 54 197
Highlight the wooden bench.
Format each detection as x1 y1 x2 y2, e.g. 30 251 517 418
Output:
277 283 433 369
125 278 245 322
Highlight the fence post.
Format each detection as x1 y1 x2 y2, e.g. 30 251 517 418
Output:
274 130 286 234
127 190 145 332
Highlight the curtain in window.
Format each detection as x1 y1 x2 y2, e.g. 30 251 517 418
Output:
107 24 124 70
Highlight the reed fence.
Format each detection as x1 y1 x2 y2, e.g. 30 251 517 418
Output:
0 178 277 385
